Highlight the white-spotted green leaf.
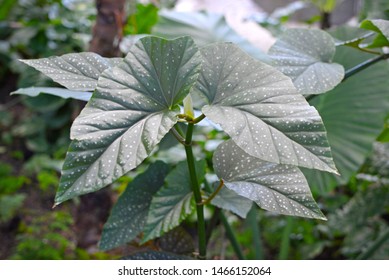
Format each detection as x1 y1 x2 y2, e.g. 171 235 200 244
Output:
152 10 270 63
55 36 202 204
20 53 122 91
197 43 337 174
213 140 326 220
303 27 389 192
211 185 253 218
99 161 170 251
360 19 389 48
142 160 206 243
158 227 195 255
268 28 344 95
11 87 92 101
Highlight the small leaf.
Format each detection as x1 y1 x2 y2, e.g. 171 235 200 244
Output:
158 227 195 255
55 36 202 204
142 160 206 242
121 251 192 260
197 43 337 174
11 87 92 101
213 140 326 220
269 28 344 95
210 184 253 218
20 53 122 91
360 19 389 48
99 161 170 251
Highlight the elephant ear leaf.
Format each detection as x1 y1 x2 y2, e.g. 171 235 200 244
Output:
196 42 337 174
55 36 202 205
269 28 344 95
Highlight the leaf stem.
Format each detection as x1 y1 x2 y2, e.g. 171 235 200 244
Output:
171 127 186 145
278 216 293 260
184 123 207 259
343 52 389 82
247 206 264 259
200 179 224 205
219 211 246 260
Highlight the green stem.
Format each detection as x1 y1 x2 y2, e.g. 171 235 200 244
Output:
219 211 245 260
184 123 206 259
356 227 389 260
201 179 224 205
247 206 264 259
343 53 389 82
278 216 293 260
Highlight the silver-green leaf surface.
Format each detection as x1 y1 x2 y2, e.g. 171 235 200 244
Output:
55 36 201 204
213 140 326 220
269 28 344 95
142 160 206 243
20 53 122 91
11 87 92 101
197 43 337 173
99 161 170 251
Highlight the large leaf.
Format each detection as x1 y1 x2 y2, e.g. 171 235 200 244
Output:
196 43 337 173
142 160 206 242
158 227 195 255
268 28 344 95
213 140 326 220
152 10 270 63
20 53 122 91
304 28 389 191
99 161 170 251
11 87 92 101
211 184 253 218
360 19 389 48
55 36 202 204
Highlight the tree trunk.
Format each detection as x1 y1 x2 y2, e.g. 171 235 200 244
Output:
89 0 126 57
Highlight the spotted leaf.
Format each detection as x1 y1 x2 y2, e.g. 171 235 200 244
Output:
269 28 344 95
197 43 337 174
99 161 170 251
213 140 326 220
11 87 92 101
55 36 202 204
20 53 122 91
142 160 206 243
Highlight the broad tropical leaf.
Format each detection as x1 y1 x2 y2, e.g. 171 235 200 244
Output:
99 161 170 251
360 19 389 48
152 10 270 63
11 87 92 101
158 227 195 255
213 140 326 220
142 160 206 242
55 36 202 204
196 42 337 173
304 34 389 191
269 28 344 95
211 184 253 218
20 53 122 91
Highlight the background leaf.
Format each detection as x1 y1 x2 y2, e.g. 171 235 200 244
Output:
99 161 170 251
142 160 206 242
20 53 122 91
304 27 389 191
11 87 92 101
213 140 326 220
197 42 337 173
157 227 195 255
55 36 201 204
211 184 253 218
152 10 270 63
360 19 389 48
269 28 344 95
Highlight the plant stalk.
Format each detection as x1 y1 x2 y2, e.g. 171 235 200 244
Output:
184 123 207 259
219 211 245 260
278 216 293 260
343 53 389 82
247 206 264 259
